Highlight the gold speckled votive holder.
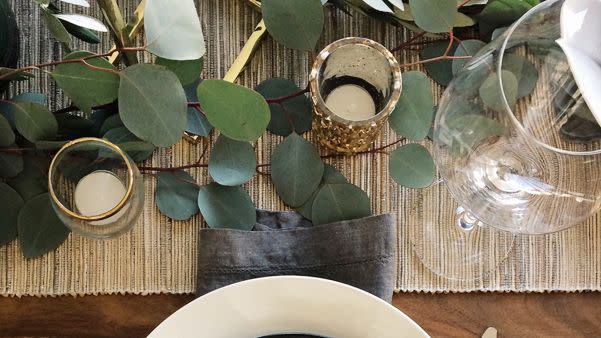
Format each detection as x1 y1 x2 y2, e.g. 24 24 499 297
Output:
309 37 402 154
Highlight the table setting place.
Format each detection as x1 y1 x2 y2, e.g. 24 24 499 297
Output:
1 0 601 336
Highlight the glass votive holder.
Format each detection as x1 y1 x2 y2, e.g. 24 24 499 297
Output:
309 37 402 154
48 137 144 239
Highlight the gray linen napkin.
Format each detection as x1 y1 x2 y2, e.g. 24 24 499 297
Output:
196 210 397 302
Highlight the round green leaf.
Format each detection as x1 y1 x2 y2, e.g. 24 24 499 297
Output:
271 133 324 207
421 41 459 87
454 12 477 27
155 57 203 86
0 114 14 146
389 71 434 140
197 183 255 230
208 134 257 186
103 126 155 162
389 143 435 188
479 70 518 112
255 78 312 136
197 80 270 142
409 0 457 33
501 54 538 99
52 51 119 113
311 183 372 226
478 0 537 36
0 182 23 246
12 101 57 142
262 0 324 51
119 64 187 147
452 39 486 75
17 193 70 258
41 9 71 43
99 114 123 136
155 170 200 221
296 164 347 220
7 155 49 201
0 150 23 178
184 80 212 136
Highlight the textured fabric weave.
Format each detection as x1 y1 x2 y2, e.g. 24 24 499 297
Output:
2 0 601 296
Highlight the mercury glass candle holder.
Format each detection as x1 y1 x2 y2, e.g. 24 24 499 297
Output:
48 137 144 239
309 37 402 154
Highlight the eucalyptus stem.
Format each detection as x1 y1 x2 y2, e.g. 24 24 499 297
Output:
96 0 139 66
136 138 405 173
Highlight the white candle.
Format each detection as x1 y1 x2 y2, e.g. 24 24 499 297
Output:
325 84 377 121
74 170 127 225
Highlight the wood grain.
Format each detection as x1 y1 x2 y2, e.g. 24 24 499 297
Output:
1 293 600 337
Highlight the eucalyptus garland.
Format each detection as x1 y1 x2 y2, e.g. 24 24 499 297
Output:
0 0 541 257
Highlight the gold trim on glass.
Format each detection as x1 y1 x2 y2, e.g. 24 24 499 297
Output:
309 37 402 154
48 137 135 222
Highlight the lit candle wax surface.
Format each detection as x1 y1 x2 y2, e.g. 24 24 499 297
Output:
74 170 127 224
325 84 377 121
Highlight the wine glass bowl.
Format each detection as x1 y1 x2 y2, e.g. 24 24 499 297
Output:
433 0 601 235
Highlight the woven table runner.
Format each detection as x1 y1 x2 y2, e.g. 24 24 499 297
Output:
2 0 601 297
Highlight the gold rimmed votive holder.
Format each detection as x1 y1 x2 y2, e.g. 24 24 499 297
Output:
48 137 144 239
309 37 402 154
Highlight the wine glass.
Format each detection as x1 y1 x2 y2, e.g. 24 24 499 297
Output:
48 137 144 239
410 0 601 280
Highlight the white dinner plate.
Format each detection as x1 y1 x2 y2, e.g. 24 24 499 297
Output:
148 276 429 338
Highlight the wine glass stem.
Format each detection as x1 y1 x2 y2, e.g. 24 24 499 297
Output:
456 206 482 232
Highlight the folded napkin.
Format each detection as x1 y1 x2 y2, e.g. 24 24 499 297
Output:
196 210 397 302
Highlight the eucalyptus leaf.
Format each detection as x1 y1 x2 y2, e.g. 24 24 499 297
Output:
99 114 123 135
255 78 312 136
12 101 58 142
262 0 324 51
155 170 199 221
478 0 538 36
452 39 486 75
145 0 206 60
41 8 71 43
362 0 393 12
0 114 14 146
52 51 119 113
103 126 155 162
0 92 47 128
6 154 49 201
155 57 203 86
197 80 269 142
197 183 255 230
184 80 212 136
119 64 187 147
34 140 67 151
61 19 101 44
389 71 434 140
443 114 506 154
0 182 23 246
479 70 518 112
501 54 538 98
208 135 256 186
59 0 89 7
0 68 33 81
53 14 108 32
409 0 456 33
296 164 348 219
311 183 372 225
421 41 459 86
17 193 70 258
271 133 324 207
389 143 435 188
0 150 23 178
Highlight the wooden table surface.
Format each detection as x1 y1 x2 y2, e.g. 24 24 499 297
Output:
1 292 600 337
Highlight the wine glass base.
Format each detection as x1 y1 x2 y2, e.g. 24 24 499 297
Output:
407 180 516 282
